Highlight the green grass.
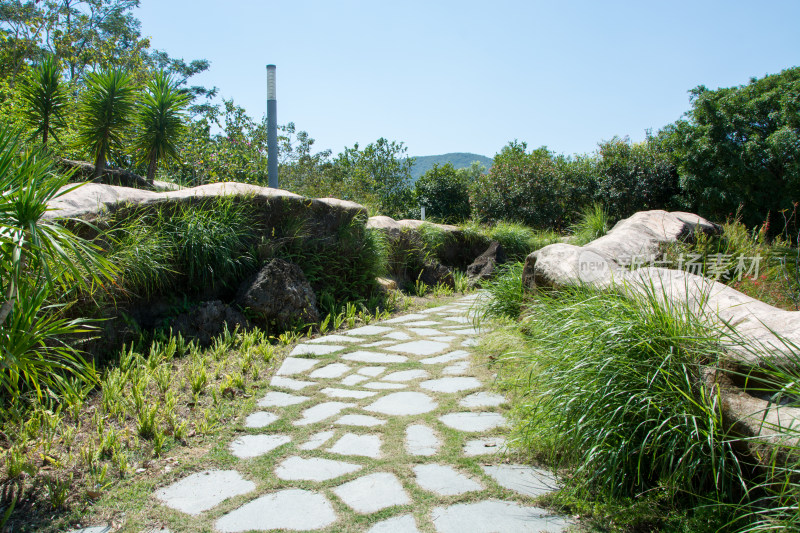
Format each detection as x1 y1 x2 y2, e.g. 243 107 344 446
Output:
460 220 561 262
570 203 610 246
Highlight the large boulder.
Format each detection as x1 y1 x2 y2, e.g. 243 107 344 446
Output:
467 241 507 282
169 300 252 347
418 261 455 288
367 215 491 270
236 259 320 330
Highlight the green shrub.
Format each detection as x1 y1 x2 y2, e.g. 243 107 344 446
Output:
461 220 560 262
414 162 471 223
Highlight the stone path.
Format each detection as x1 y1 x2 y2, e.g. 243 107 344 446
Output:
153 294 569 532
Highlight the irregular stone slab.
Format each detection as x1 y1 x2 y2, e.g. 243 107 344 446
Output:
420 350 470 365
336 414 387 427
341 374 369 386
381 369 430 382
258 391 308 407
366 392 437 415
405 424 441 456
460 392 506 408
429 336 456 342
215 489 337 532
343 351 408 363
367 514 420 532
347 325 394 336
447 328 485 335
309 363 351 379
332 472 410 514
307 334 363 344
321 387 378 399
270 376 316 391
443 361 470 375
328 433 382 459
155 470 255 515
387 340 450 356
413 464 483 496
289 344 344 356
229 434 291 459
403 320 441 327
276 456 362 481
358 366 386 377
364 382 406 390
384 331 412 340
363 340 397 347
294 402 355 426
431 500 568 532
443 316 471 324
463 438 507 456
461 338 478 347
421 377 482 393
407 328 445 336
439 412 508 432
276 357 319 375
299 430 335 450
382 313 426 323
244 411 279 428
481 464 559 497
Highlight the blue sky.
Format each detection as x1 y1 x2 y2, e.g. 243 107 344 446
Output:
136 1 800 158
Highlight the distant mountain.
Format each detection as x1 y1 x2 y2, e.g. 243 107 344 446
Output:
409 152 493 182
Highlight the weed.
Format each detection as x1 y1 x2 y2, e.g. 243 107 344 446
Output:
570 203 610 245
479 262 526 320
44 474 71 509
136 404 159 440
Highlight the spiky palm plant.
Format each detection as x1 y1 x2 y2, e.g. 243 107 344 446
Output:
77 68 136 179
19 56 69 146
135 71 190 182
0 127 115 400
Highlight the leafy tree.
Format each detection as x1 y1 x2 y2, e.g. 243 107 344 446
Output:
593 137 680 220
77 66 136 178
134 70 189 182
472 141 571 229
456 160 487 183
330 138 415 217
18 54 68 145
415 162 471 223
662 67 800 227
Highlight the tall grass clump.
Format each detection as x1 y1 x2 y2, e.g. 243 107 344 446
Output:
461 220 560 261
509 284 747 516
479 262 526 320
570 203 610 246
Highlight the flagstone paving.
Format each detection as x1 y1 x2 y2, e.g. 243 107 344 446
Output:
152 294 570 532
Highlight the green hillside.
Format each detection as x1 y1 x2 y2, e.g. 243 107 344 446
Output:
409 152 493 181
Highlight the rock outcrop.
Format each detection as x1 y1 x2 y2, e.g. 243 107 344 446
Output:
522 209 800 464
236 259 320 331
467 241 507 282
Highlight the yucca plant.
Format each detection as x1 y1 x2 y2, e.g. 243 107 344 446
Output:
19 56 69 147
0 128 114 400
135 71 190 182
77 68 137 179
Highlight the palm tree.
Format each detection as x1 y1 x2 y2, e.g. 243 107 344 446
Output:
19 56 69 146
77 68 136 179
135 71 190 182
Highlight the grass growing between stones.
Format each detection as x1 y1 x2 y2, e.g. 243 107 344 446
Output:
476 281 800 532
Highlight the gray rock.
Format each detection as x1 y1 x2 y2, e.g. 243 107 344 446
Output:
463 437 507 456
328 433 382 458
467 241 507 281
439 412 507 432
387 340 450 356
299 430 335 450
276 357 319 376
405 424 441 456
294 402 355 426
459 392 506 408
258 391 308 407
237 259 319 330
366 392 438 416
244 411 279 428
420 377 482 393
155 470 255 515
215 489 337 532
366 515 420 533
